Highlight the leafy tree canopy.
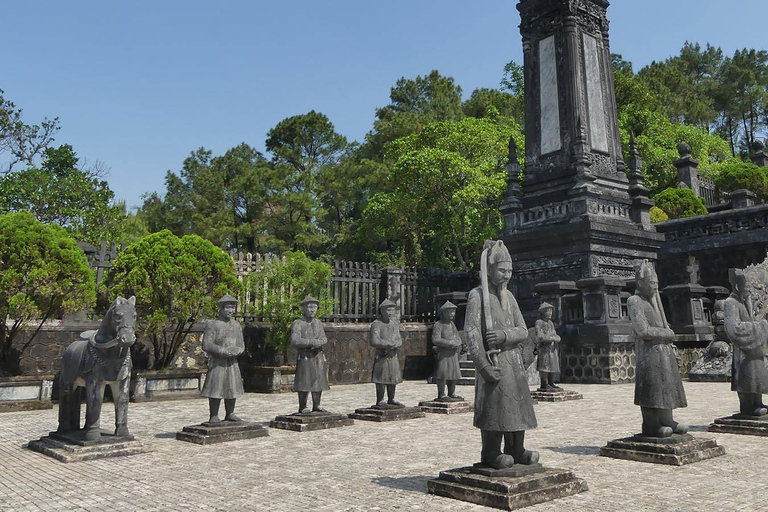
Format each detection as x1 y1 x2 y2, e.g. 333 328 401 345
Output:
0 89 60 174
0 212 95 374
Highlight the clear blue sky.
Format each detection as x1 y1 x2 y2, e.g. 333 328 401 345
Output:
2 1 766 209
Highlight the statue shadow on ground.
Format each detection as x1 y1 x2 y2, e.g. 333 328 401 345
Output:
686 424 713 433
543 445 601 455
371 476 431 493
154 432 177 439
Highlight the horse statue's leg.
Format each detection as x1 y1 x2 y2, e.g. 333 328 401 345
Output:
57 340 87 434
110 377 130 437
84 372 107 442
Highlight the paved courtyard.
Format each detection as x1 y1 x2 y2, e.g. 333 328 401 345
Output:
0 379 766 511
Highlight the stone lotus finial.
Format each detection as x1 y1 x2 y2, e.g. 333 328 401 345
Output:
678 141 692 158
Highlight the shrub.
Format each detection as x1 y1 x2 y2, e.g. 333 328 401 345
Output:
246 252 332 354
105 230 241 369
0 212 95 374
652 187 708 219
711 160 768 201
649 206 669 223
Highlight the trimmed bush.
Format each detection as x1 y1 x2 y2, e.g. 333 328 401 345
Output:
652 187 708 219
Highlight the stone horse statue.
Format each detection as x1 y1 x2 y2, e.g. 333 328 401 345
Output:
57 296 137 442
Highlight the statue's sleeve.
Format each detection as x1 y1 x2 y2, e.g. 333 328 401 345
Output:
291 320 313 349
502 292 529 346
627 296 670 341
369 321 385 349
232 322 244 356
202 321 225 357
724 299 767 353
316 319 328 348
535 319 560 343
432 322 451 348
393 322 403 348
466 288 492 371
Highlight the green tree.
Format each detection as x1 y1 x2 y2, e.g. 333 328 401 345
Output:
360 117 522 270
0 212 95 374
105 230 241 369
246 251 332 354
652 187 708 219
0 89 60 174
0 144 125 243
711 159 768 200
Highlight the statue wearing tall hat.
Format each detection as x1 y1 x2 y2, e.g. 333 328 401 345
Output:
465 240 538 469
291 296 330 414
432 301 464 402
628 260 688 437
201 294 245 423
535 302 562 391
724 268 768 417
370 298 404 408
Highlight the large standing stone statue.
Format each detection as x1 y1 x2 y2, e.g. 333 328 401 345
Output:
201 294 245 423
431 301 464 402
370 299 404 408
628 260 688 437
291 296 330 414
535 302 562 392
466 240 538 469
724 268 768 417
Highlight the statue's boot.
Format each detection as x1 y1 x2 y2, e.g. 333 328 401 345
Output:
642 407 673 437
481 431 514 468
312 407 328 413
509 431 540 465
84 428 101 442
311 392 327 413
300 408 312 415
448 394 464 401
223 399 240 422
490 454 516 469
447 383 463 401
387 400 405 408
114 426 130 437
375 400 389 409
208 415 222 424
225 413 243 422
659 409 688 434
547 375 563 391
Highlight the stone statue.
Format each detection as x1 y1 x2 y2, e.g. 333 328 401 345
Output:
432 301 464 402
291 296 330 414
201 294 245 423
57 296 137 442
370 299 404 408
535 302 562 392
628 260 688 437
724 268 768 416
466 240 538 469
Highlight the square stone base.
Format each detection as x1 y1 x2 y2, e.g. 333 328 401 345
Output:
418 400 473 414
176 421 268 445
600 433 726 465
28 430 153 463
270 411 354 432
428 466 588 510
348 406 425 422
709 414 768 436
529 389 583 402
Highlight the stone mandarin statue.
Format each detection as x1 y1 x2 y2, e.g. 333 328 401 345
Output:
370 299 404 409
628 260 688 437
466 240 538 469
291 296 330 414
432 301 464 402
535 302 562 392
724 268 768 416
201 295 245 423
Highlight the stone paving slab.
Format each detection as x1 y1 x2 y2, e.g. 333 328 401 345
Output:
0 380 765 511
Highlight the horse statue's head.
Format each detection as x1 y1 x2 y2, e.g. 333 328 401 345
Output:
95 296 137 350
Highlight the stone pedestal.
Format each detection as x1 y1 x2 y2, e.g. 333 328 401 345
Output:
709 414 768 436
529 389 583 402
600 433 725 465
270 411 354 432
28 430 153 463
348 406 425 422
176 421 268 445
428 465 587 511
418 399 473 414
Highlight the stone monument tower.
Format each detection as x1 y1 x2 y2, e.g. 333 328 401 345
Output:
502 0 664 382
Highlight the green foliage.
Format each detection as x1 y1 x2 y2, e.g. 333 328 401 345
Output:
105 230 241 369
651 187 708 219
0 144 125 243
649 206 669 223
0 212 95 374
246 252 332 353
711 159 768 200
360 117 523 270
0 88 60 174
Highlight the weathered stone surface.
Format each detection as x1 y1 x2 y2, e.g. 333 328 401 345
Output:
348 405 425 422
530 389 583 402
600 433 726 465
131 369 206 402
28 430 153 463
709 414 768 436
418 399 474 415
176 421 268 445
688 351 732 382
269 411 353 432
428 466 587 511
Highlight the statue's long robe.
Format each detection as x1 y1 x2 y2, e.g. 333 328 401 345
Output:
291 317 330 392
724 294 768 394
201 319 244 399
